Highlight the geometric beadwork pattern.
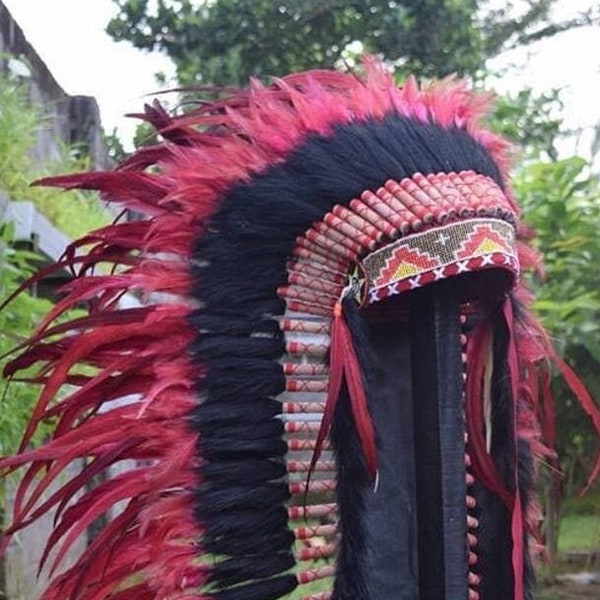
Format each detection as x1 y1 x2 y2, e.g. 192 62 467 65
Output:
363 218 519 304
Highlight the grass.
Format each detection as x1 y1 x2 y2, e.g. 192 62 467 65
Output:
534 495 600 600
535 590 572 600
281 580 330 599
558 513 600 553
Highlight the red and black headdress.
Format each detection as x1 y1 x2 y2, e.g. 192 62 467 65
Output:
2 61 599 600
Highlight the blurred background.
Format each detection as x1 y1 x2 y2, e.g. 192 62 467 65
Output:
4 0 600 161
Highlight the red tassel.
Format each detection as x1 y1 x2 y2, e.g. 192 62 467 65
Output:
310 298 378 482
503 298 524 600
465 321 513 508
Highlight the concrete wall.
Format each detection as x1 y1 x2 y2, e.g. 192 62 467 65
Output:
2 466 88 600
0 1 110 171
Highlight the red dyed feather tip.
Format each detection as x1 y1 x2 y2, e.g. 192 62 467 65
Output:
310 292 378 485
0 167 207 597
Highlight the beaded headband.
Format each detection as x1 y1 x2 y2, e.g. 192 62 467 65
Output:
282 170 519 315
363 217 518 303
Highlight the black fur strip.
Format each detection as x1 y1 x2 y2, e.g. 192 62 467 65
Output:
211 575 298 600
188 113 511 598
209 552 296 587
189 311 282 337
518 438 536 599
191 336 286 360
190 398 282 428
204 526 294 558
194 480 292 590
201 459 286 485
200 505 289 540
199 360 286 402
196 481 291 517
330 391 370 600
471 480 513 599
197 434 288 462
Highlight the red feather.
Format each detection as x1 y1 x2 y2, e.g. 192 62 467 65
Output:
503 299 525 600
311 299 378 483
465 321 514 508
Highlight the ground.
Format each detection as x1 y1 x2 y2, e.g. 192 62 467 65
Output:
537 581 600 599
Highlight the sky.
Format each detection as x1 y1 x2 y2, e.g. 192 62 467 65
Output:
3 0 599 159
3 0 175 148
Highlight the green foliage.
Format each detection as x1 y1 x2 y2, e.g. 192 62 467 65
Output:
486 83 600 494
106 1 595 87
561 491 600 516
557 513 600 551
0 71 111 239
491 88 563 161
0 225 53 454
513 156 600 489
515 157 600 357
104 127 127 168
107 0 484 85
0 68 110 453
0 72 39 194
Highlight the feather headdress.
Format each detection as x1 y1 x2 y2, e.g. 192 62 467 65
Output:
2 60 599 600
